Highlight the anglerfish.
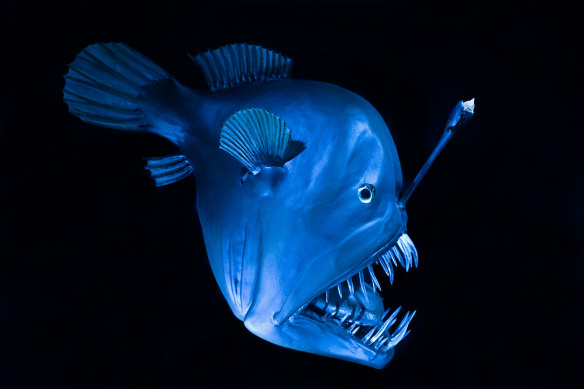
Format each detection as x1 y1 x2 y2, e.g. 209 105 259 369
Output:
63 42 474 368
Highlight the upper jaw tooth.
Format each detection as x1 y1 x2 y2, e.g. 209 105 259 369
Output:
362 233 418 351
385 233 418 273
370 233 418 291
326 233 418 299
308 233 418 351
368 265 381 292
397 236 412 271
378 252 394 285
346 277 355 296
391 245 406 269
403 234 419 268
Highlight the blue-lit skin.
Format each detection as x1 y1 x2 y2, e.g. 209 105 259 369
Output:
190 81 404 368
63 43 473 368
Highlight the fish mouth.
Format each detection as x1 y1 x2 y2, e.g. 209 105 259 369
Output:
288 233 418 358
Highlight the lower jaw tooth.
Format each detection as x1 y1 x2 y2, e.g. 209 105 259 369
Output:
382 311 416 350
339 312 350 324
381 308 391 320
362 327 376 343
385 327 410 350
374 336 388 349
347 322 358 332
369 306 402 344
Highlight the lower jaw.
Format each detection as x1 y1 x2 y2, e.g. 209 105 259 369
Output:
282 309 397 368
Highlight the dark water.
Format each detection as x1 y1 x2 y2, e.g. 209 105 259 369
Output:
0 1 581 388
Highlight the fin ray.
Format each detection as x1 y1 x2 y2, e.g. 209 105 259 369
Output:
144 155 194 187
64 42 188 145
220 108 303 174
191 44 292 92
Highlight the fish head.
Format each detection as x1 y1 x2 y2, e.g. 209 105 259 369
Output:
198 81 416 368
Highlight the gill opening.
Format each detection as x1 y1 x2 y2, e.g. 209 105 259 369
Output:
398 98 475 208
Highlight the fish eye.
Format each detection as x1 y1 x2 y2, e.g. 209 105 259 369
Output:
358 184 375 203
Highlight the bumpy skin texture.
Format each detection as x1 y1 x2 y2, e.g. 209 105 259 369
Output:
64 43 409 368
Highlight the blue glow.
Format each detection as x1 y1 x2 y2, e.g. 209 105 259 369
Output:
63 42 473 369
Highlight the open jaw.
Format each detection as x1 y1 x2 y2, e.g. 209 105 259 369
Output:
287 233 418 366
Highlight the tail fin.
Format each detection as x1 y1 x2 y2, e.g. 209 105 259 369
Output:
64 42 188 145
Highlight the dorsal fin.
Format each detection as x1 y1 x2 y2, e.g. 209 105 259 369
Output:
220 108 303 175
190 44 292 92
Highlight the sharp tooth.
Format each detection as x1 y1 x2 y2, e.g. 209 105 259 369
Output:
411 246 419 268
369 306 402 344
339 312 350 324
383 311 416 351
351 325 361 336
396 238 408 271
381 308 391 320
403 234 418 268
391 246 406 269
384 315 413 350
383 329 410 351
391 311 416 341
397 236 412 271
325 289 329 304
358 271 369 302
347 277 354 296
378 256 391 278
337 283 343 299
403 235 415 269
374 336 388 349
385 307 403 326
368 265 381 292
347 322 358 333
381 312 414 351
362 327 376 343
389 250 398 266
324 312 332 320
400 311 416 330
381 252 394 285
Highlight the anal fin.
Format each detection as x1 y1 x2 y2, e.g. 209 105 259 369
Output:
144 155 193 187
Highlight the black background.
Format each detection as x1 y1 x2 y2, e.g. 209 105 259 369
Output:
0 1 581 388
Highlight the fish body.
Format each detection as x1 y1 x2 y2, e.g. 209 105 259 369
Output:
63 42 473 368
196 81 406 368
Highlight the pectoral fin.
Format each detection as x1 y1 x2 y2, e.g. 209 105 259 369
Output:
144 154 193 187
219 108 305 176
